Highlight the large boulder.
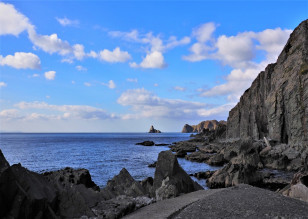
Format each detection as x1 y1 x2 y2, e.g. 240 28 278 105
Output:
0 164 58 219
102 168 147 199
153 151 203 200
169 142 197 153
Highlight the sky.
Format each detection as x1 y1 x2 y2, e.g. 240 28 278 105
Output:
0 1 307 132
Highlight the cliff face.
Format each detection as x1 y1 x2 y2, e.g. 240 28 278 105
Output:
227 20 308 147
182 120 224 133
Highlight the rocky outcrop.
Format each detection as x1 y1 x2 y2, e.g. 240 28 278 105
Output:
226 19 308 147
149 125 161 133
153 151 203 200
136 141 155 146
182 120 226 133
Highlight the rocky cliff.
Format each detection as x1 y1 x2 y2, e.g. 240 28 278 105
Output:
149 125 161 133
182 120 225 133
226 19 308 147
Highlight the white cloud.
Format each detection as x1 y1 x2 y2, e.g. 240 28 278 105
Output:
76 65 87 71
0 52 41 69
117 88 227 120
102 80 116 89
154 83 159 87
84 82 91 87
192 22 216 43
0 2 33 36
0 109 21 120
173 86 186 92
185 22 291 101
32 74 39 77
14 101 115 120
28 29 73 55
0 82 7 87
127 78 138 83
130 51 166 69
44 71 56 80
109 29 190 69
56 17 79 27
99 47 131 63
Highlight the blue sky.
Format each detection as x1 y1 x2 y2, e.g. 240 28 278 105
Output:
0 1 307 132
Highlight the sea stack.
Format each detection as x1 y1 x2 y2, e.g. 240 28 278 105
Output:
149 125 161 133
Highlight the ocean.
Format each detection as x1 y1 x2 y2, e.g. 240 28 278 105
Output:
0 133 218 188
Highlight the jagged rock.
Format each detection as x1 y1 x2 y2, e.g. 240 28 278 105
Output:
148 161 157 168
206 153 225 166
190 171 215 179
43 167 99 191
102 168 147 199
281 172 308 202
149 125 161 133
136 141 155 146
226 19 308 147
153 151 203 200
169 142 197 153
0 163 58 218
140 177 154 195
181 120 226 133
0 150 9 174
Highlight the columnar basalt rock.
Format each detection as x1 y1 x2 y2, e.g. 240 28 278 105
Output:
226 19 308 147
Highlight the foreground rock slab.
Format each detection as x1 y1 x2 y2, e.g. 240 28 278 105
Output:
124 184 308 219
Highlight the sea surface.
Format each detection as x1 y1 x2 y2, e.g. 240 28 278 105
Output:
0 133 219 188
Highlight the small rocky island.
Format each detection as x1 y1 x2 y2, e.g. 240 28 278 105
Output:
148 125 161 133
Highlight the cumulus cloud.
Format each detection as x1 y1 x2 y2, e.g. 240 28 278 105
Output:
184 22 292 101
14 101 116 120
0 82 7 87
130 51 166 69
44 71 56 80
99 47 131 63
0 2 33 36
117 88 229 120
56 17 79 27
102 80 116 89
0 52 41 69
109 29 190 69
0 109 22 120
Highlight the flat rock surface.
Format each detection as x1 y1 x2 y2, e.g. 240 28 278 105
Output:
124 184 308 219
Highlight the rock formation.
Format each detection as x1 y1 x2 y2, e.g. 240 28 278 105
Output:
182 120 225 133
226 19 308 147
149 125 161 133
153 151 203 200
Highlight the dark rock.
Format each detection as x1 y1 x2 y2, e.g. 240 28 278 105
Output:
102 168 147 199
155 143 169 146
226 19 308 147
148 161 157 168
43 167 99 191
0 163 58 219
149 125 161 133
191 171 215 179
0 150 10 174
182 124 195 133
169 142 197 153
185 151 211 163
175 150 187 158
206 153 225 166
136 141 155 146
153 151 203 200
140 177 154 195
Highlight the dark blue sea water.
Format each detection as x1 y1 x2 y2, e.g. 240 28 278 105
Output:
0 133 218 188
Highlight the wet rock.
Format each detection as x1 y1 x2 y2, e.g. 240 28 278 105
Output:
136 141 155 146
153 151 203 200
190 171 215 179
155 143 169 146
148 161 157 168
